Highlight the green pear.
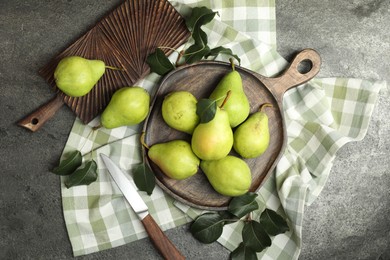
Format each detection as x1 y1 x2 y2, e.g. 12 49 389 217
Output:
191 106 233 160
209 60 250 127
162 91 199 134
201 155 251 197
101 86 150 129
148 140 200 180
54 56 106 97
233 103 272 158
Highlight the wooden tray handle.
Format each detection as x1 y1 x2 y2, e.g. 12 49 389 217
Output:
17 95 64 132
259 48 321 105
142 214 185 260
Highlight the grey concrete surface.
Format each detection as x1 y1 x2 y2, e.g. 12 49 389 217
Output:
1 1 389 259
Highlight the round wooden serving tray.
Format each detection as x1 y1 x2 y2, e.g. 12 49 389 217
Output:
142 49 321 210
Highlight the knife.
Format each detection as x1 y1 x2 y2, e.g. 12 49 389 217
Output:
100 154 185 260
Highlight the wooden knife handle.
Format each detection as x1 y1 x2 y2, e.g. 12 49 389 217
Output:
17 95 64 132
141 214 185 260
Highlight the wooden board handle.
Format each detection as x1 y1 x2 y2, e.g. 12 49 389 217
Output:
17 95 64 132
259 48 321 105
141 214 185 260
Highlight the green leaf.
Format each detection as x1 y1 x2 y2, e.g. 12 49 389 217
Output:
64 160 98 188
242 220 271 252
183 43 210 64
196 98 217 123
218 210 238 222
183 6 216 64
190 212 224 243
228 192 259 218
146 48 175 75
230 243 258 260
192 22 209 47
133 163 155 195
185 6 217 31
52 150 82 176
260 209 290 236
206 46 241 65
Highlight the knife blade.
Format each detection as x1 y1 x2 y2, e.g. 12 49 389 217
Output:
100 154 185 260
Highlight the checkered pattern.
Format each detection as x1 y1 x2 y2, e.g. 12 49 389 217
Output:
59 0 386 258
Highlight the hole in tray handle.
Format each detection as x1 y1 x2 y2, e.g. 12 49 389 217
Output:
297 59 313 74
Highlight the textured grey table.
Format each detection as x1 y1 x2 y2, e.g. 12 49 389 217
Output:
1 1 389 259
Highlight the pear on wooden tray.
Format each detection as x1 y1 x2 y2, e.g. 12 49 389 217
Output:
200 155 252 197
148 140 200 180
209 59 250 128
162 91 199 134
191 92 233 161
233 103 272 158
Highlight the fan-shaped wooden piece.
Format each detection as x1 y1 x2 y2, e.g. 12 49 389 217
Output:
26 0 190 128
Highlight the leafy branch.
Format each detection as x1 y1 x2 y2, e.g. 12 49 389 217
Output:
147 6 241 76
190 192 289 259
52 131 156 192
51 150 98 188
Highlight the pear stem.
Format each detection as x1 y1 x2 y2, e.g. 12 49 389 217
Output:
219 90 232 109
229 58 235 71
140 132 150 150
105 65 124 71
259 103 273 112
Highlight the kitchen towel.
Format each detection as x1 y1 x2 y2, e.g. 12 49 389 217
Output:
59 0 386 258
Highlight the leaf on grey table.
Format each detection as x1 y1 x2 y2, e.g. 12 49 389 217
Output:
228 192 259 218
196 98 217 123
260 208 289 236
51 150 82 176
133 163 155 195
242 220 271 252
64 160 98 188
190 212 224 244
230 242 258 260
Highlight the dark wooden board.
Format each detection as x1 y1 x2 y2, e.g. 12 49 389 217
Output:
142 49 321 210
18 0 190 131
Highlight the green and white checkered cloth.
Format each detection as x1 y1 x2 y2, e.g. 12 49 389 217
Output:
60 0 386 258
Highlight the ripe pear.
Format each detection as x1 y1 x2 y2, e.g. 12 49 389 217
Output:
148 140 200 180
101 86 150 129
54 56 106 97
162 91 199 134
191 106 233 160
233 104 272 158
209 60 250 127
201 155 252 197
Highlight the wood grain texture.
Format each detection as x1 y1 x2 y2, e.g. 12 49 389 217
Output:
20 0 190 131
142 214 185 260
143 49 321 210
